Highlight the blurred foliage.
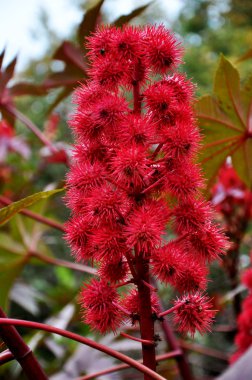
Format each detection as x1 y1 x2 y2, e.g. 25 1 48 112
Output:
175 0 252 94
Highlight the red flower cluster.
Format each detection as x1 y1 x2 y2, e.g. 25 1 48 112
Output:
231 255 252 362
65 24 227 336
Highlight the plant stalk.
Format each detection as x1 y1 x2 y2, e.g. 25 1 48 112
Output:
136 255 157 380
153 288 194 380
0 308 48 380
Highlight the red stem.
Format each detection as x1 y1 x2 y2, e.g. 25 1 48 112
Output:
78 350 182 380
142 280 157 292
133 82 141 113
133 59 143 114
120 332 155 346
179 339 229 361
124 250 138 280
0 349 14 365
132 62 157 379
115 279 134 288
0 318 166 380
29 250 97 276
141 175 165 194
0 309 48 380
152 280 194 380
136 255 157 379
4 103 58 153
112 302 132 317
0 195 64 232
159 318 194 380
158 303 183 318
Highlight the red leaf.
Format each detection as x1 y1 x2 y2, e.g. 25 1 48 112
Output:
9 83 48 97
53 41 86 72
0 56 17 94
77 0 105 49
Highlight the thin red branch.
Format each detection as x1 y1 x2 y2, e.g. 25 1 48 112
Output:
77 350 182 380
0 309 48 380
158 303 183 318
159 318 194 380
133 62 142 114
179 339 229 361
115 279 134 288
142 280 157 292
112 302 132 317
124 251 138 281
0 349 14 365
135 255 157 379
141 175 165 194
28 251 97 276
120 332 155 346
0 195 65 232
212 324 236 332
153 280 194 380
4 103 58 153
0 318 166 380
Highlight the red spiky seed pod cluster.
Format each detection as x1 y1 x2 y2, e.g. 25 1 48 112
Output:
65 24 228 336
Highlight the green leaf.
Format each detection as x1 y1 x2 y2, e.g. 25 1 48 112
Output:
195 96 243 188
0 251 27 309
77 0 105 48
196 57 252 189
113 2 151 27
214 55 246 130
0 232 25 255
196 95 243 189
232 138 252 188
0 189 64 226
241 75 252 117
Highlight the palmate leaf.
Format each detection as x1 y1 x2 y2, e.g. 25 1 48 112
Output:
0 189 64 226
196 55 252 189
